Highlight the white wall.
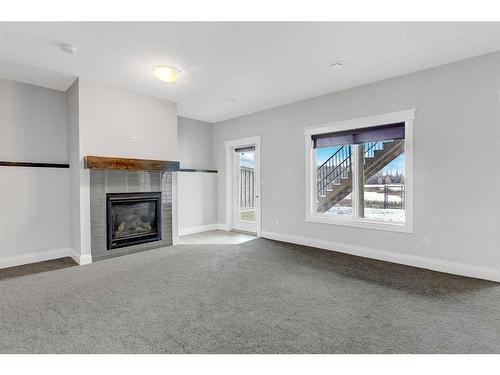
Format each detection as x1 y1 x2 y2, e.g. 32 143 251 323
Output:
72 79 178 260
0 78 71 266
78 79 178 160
66 79 86 263
176 117 218 235
212 52 500 281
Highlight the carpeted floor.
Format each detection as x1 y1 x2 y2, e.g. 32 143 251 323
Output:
1 238 499 353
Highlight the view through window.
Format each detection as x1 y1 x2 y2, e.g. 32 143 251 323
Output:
314 126 406 224
239 150 255 222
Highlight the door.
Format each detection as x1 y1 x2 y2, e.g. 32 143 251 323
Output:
232 146 257 233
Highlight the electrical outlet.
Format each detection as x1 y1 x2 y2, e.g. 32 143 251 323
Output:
131 134 137 143
275 219 280 225
421 236 430 248
139 136 145 144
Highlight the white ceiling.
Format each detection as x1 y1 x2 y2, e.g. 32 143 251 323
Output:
1 22 500 123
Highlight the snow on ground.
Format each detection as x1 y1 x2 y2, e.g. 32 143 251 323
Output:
364 184 404 203
364 208 405 223
364 191 402 203
326 206 405 223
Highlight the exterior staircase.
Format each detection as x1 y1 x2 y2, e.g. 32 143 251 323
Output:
316 140 404 212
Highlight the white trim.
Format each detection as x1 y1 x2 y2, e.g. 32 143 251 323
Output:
172 223 235 243
261 231 500 282
305 109 414 233
224 135 262 237
306 214 412 233
70 251 92 265
178 223 219 236
224 136 262 148
0 247 77 269
171 171 179 244
217 223 230 231
79 254 92 265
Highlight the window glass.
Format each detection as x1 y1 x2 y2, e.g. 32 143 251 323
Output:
313 135 405 225
362 140 405 223
315 145 353 216
239 151 255 222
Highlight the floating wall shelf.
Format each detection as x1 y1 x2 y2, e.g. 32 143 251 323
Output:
84 155 180 171
0 161 70 168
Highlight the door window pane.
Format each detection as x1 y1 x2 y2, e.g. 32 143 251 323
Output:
239 151 255 222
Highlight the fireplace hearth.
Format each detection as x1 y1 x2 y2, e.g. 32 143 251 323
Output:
106 192 162 250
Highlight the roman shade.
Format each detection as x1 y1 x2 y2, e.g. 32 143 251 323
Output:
312 122 405 148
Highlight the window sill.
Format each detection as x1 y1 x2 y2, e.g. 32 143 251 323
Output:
306 214 412 233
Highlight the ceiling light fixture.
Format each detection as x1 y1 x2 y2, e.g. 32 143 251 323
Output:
330 62 344 70
152 66 181 83
61 44 77 54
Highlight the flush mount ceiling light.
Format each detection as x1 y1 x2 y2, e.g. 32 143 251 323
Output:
330 62 344 70
152 66 181 83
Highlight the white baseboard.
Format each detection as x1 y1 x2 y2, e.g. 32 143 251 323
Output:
217 223 230 231
178 223 219 236
0 247 75 269
0 247 93 269
261 230 500 282
175 223 230 240
69 251 92 266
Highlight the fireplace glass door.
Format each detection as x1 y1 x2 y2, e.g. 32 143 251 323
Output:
106 192 162 250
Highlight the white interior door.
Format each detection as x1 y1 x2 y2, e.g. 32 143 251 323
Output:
232 146 257 233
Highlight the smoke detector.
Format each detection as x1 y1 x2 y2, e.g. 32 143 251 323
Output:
61 44 77 54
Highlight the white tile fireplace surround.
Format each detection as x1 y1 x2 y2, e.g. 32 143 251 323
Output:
89 169 173 261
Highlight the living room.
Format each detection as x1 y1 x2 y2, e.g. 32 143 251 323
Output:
1 2 500 371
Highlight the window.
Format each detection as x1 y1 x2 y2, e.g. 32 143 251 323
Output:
305 110 414 232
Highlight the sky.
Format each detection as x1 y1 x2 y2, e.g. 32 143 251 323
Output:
316 144 405 174
239 151 255 168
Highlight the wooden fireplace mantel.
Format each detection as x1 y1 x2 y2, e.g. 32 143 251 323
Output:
84 155 180 171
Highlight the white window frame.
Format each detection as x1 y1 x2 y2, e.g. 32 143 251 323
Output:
304 109 415 233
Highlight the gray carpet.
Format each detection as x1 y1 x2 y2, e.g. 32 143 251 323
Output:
1 238 499 353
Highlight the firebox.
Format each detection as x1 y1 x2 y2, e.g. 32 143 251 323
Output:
106 192 162 250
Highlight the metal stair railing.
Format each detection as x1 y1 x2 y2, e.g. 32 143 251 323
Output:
316 145 352 197
316 141 386 198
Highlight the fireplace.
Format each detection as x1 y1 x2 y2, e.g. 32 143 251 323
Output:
106 192 162 250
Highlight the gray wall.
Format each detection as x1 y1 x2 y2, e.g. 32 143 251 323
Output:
177 117 218 232
212 52 500 274
177 171 218 232
0 78 71 262
178 116 214 169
